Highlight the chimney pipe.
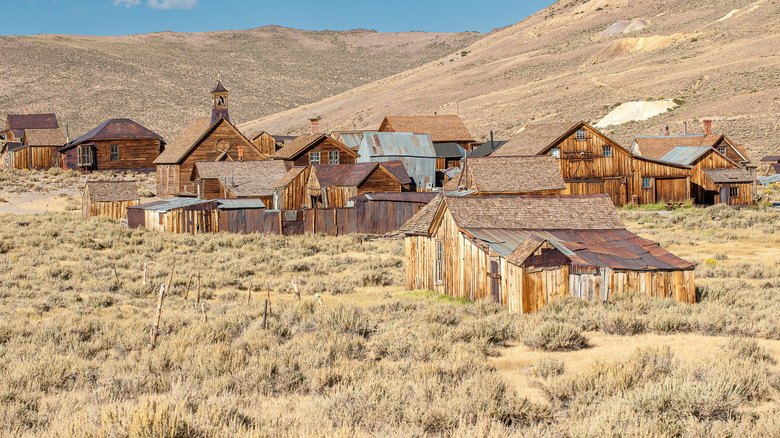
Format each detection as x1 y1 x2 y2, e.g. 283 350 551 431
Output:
238 145 244 162
683 121 687 135
703 119 712 136
309 118 319 135
231 167 235 187
490 130 494 150
665 125 670 136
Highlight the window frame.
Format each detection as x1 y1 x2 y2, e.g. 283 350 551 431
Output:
717 146 727 156
576 129 588 141
641 177 652 189
109 144 119 162
730 186 738 198
435 240 444 283
550 147 561 158
77 145 92 166
309 151 320 165
328 150 339 165
602 146 612 157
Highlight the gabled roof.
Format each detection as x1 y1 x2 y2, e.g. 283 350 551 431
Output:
702 168 755 184
270 134 357 161
274 166 307 189
64 119 163 150
491 121 582 157
450 156 566 193
359 132 436 158
310 162 404 187
379 115 473 143
24 128 66 146
85 180 139 202
332 131 367 150
153 117 255 165
632 134 723 159
658 146 715 166
193 160 289 197
398 195 444 235
7 113 58 131
379 160 412 185
4 141 25 153
469 140 508 158
433 142 468 159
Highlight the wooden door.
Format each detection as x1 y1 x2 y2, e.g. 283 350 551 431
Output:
488 260 500 304
719 184 730 204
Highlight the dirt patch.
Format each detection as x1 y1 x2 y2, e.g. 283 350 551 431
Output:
595 100 677 127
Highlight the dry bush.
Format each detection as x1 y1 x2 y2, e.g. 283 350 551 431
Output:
532 357 565 379
522 322 589 351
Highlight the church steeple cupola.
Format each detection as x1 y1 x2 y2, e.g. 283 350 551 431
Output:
211 77 230 124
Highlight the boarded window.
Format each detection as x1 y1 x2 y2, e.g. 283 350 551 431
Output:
309 151 320 165
435 240 444 283
642 177 652 189
110 144 119 161
78 146 92 166
550 147 561 158
576 129 587 140
328 151 339 165
603 146 612 157
730 187 738 197
284 210 298 221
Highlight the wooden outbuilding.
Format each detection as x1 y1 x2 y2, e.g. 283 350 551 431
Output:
248 131 292 156
154 80 267 196
378 115 474 151
400 194 696 313
443 156 566 196
493 121 692 206
658 146 753 205
270 134 357 166
433 142 467 170
82 180 140 220
357 132 437 190
0 114 64 169
701 168 755 205
191 160 289 207
273 166 310 210
128 198 219 234
60 119 164 173
306 161 410 208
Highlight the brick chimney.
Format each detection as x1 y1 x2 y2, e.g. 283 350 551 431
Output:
703 119 712 135
24 107 29 115
237 145 244 162
309 118 319 135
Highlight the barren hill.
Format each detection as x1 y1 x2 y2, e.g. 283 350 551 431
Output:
241 0 780 159
0 27 482 140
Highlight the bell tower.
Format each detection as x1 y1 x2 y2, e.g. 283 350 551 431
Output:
211 77 229 124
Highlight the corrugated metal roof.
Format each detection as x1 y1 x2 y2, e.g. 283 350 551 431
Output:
659 146 712 165
758 174 780 186
350 192 439 203
357 132 436 189
216 199 266 210
129 197 214 212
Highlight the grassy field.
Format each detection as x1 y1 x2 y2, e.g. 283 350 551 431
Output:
0 201 779 436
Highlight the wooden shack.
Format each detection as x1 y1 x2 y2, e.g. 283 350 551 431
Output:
270 134 357 167
658 146 752 204
433 142 467 170
400 194 695 313
248 131 279 156
128 198 219 234
306 161 410 208
273 166 309 210
82 180 140 220
492 121 692 206
191 160 289 207
378 115 475 151
154 80 267 196
443 156 566 195
60 119 164 173
701 168 755 205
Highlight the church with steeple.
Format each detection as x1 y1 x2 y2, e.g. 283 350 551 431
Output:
154 78 268 196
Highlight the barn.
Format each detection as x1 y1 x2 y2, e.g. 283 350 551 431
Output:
400 194 695 313
82 180 140 220
443 156 566 196
306 161 410 208
191 160 289 207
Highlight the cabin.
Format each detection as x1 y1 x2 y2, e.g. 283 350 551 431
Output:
0 113 59 143
493 121 692 206
270 134 357 167
60 119 164 173
154 80 267 196
82 180 140 220
443 156 566 196
191 160 289 207
273 166 309 210
378 115 474 151
657 146 752 205
356 132 437 190
306 161 410 208
0 142 23 169
400 194 696 313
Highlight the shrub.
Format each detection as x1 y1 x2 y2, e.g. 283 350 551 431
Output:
601 313 645 335
725 338 776 364
321 305 375 338
522 322 588 351
533 357 565 378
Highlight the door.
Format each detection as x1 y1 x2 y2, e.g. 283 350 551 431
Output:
488 260 501 304
720 184 730 204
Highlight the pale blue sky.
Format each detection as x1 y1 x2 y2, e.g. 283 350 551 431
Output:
4 0 555 35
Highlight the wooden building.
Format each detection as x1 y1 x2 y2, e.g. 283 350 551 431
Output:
306 161 410 208
492 121 692 206
378 115 474 151
273 166 309 210
759 156 780 175
248 131 293 156
0 114 64 170
60 119 164 172
128 198 219 234
443 156 566 196
433 142 467 170
357 132 437 190
270 134 357 167
191 160 289 207
700 168 755 205
0 113 59 143
82 180 139 220
400 194 695 313
154 80 267 196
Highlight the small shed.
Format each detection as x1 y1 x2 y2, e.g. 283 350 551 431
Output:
357 132 437 190
82 180 140 220
273 166 309 210
701 168 755 205
659 146 750 205
400 194 695 313
443 156 567 195
128 198 218 234
759 156 780 174
307 161 410 208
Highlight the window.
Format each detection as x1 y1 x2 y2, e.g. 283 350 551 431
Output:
550 147 561 158
576 129 587 140
435 241 444 283
603 146 612 157
328 151 339 165
110 144 119 161
718 146 727 156
77 146 92 166
642 177 652 189
309 151 320 165
730 187 738 198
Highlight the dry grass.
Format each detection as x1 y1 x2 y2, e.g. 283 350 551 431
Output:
0 202 778 436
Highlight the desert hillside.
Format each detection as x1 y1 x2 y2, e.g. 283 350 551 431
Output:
0 27 482 140
241 0 780 158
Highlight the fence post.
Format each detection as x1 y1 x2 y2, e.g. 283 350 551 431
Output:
148 284 166 350
165 264 175 298
291 281 300 301
142 261 147 286
201 302 207 323
247 280 253 305
262 300 268 329
195 271 201 308
184 274 192 300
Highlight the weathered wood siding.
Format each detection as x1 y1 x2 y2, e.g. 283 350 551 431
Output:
82 198 139 220
690 150 741 204
3 146 60 170
357 168 403 195
292 137 356 167
275 168 310 210
252 132 277 156
128 205 218 234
